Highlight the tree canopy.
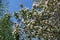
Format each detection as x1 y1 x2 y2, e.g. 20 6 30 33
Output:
0 0 60 40
14 0 60 40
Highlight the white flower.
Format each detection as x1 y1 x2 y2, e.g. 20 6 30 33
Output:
30 25 33 29
39 26 42 29
58 2 60 5
34 26 39 29
27 23 30 26
24 8 29 12
33 3 36 6
32 32 35 35
33 2 39 7
38 29 41 32
45 1 48 5
36 4 39 7
47 28 50 31
33 12 37 16
22 19 24 22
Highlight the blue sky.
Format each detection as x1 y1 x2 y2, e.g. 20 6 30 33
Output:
8 0 32 13
8 0 32 22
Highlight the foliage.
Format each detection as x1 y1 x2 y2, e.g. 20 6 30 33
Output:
0 0 8 17
0 13 15 40
14 0 60 40
12 23 20 40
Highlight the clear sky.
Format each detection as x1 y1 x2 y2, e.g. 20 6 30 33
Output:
8 0 32 13
8 0 32 22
